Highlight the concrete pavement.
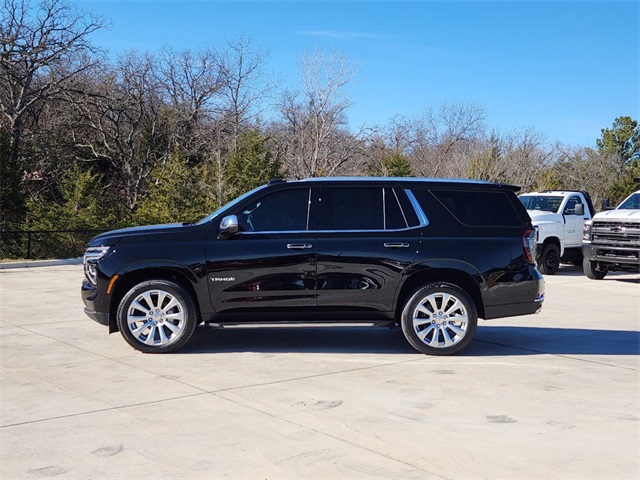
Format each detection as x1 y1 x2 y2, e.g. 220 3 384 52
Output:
1 264 638 479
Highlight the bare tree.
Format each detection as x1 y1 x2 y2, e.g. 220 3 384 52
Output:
274 48 365 178
546 145 617 207
410 101 486 177
502 128 555 190
0 0 105 162
70 51 167 210
157 46 223 160
0 0 105 226
218 36 272 146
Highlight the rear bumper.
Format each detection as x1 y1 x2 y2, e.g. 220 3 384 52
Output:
483 266 545 320
484 296 544 319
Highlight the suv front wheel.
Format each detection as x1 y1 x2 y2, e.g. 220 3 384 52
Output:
400 282 478 355
117 279 198 353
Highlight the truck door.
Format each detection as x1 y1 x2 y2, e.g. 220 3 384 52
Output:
563 195 588 248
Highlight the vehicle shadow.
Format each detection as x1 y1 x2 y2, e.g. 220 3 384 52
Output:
553 264 639 283
180 324 640 356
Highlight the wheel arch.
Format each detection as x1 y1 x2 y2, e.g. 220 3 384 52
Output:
539 236 562 256
108 266 201 333
395 267 485 321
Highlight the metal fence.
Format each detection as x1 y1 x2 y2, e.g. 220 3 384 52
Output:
0 230 106 260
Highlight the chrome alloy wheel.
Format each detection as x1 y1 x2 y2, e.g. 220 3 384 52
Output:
411 292 469 349
126 289 186 346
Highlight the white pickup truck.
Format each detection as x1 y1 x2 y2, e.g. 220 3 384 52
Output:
519 190 595 275
582 190 640 279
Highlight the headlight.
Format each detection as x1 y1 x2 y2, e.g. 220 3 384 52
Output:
582 222 592 242
83 246 112 285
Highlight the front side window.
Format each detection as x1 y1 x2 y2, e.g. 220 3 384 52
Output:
564 196 583 214
236 188 310 232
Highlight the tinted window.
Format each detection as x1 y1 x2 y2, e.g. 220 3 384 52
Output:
320 187 383 230
430 190 522 227
236 188 310 232
385 188 407 229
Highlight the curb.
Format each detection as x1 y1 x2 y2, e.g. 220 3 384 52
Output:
0 258 83 269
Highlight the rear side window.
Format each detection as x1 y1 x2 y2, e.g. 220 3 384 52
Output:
414 190 522 227
320 187 384 230
431 190 523 227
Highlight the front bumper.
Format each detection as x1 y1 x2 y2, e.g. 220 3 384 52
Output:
83 307 109 326
583 244 640 266
81 280 110 327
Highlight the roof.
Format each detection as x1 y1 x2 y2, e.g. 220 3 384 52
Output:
276 177 520 191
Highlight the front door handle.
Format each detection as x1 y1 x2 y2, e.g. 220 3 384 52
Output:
384 242 410 248
287 243 313 250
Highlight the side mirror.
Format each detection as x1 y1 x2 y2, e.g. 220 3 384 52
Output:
602 198 614 211
574 204 584 216
217 215 238 240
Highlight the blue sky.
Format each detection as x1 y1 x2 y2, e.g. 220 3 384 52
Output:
77 0 638 147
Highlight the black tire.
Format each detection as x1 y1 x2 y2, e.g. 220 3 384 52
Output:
400 282 478 356
583 260 607 280
538 243 560 275
117 279 197 353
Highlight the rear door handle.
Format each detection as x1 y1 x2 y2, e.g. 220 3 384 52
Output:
384 242 410 248
287 243 313 250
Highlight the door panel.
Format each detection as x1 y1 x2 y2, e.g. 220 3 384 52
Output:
315 186 418 313
316 232 418 312
206 187 317 313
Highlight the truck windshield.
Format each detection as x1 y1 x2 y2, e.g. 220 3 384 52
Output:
618 192 640 210
519 195 563 213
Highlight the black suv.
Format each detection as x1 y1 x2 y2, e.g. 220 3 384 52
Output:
82 177 544 355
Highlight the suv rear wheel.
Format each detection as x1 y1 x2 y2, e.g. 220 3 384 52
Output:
117 280 197 353
401 282 478 355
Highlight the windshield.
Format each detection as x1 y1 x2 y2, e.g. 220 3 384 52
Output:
519 195 563 213
196 185 269 225
618 192 640 210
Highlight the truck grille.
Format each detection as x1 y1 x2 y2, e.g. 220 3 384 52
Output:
591 221 640 246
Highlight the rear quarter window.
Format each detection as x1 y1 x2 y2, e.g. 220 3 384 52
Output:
413 189 524 229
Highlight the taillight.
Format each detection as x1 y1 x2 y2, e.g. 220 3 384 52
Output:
523 229 536 263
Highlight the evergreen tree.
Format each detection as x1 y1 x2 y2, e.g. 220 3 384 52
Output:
134 153 217 225
223 129 282 202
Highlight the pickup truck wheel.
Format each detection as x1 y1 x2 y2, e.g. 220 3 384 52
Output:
401 283 478 356
538 243 560 275
583 260 607 280
117 280 197 353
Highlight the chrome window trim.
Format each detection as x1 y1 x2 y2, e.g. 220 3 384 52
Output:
237 230 313 236
382 187 387 230
404 189 429 227
315 226 423 234
304 188 311 231
237 225 424 235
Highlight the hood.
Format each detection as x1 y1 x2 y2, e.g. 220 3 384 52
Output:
526 210 562 223
593 209 640 222
87 223 188 247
